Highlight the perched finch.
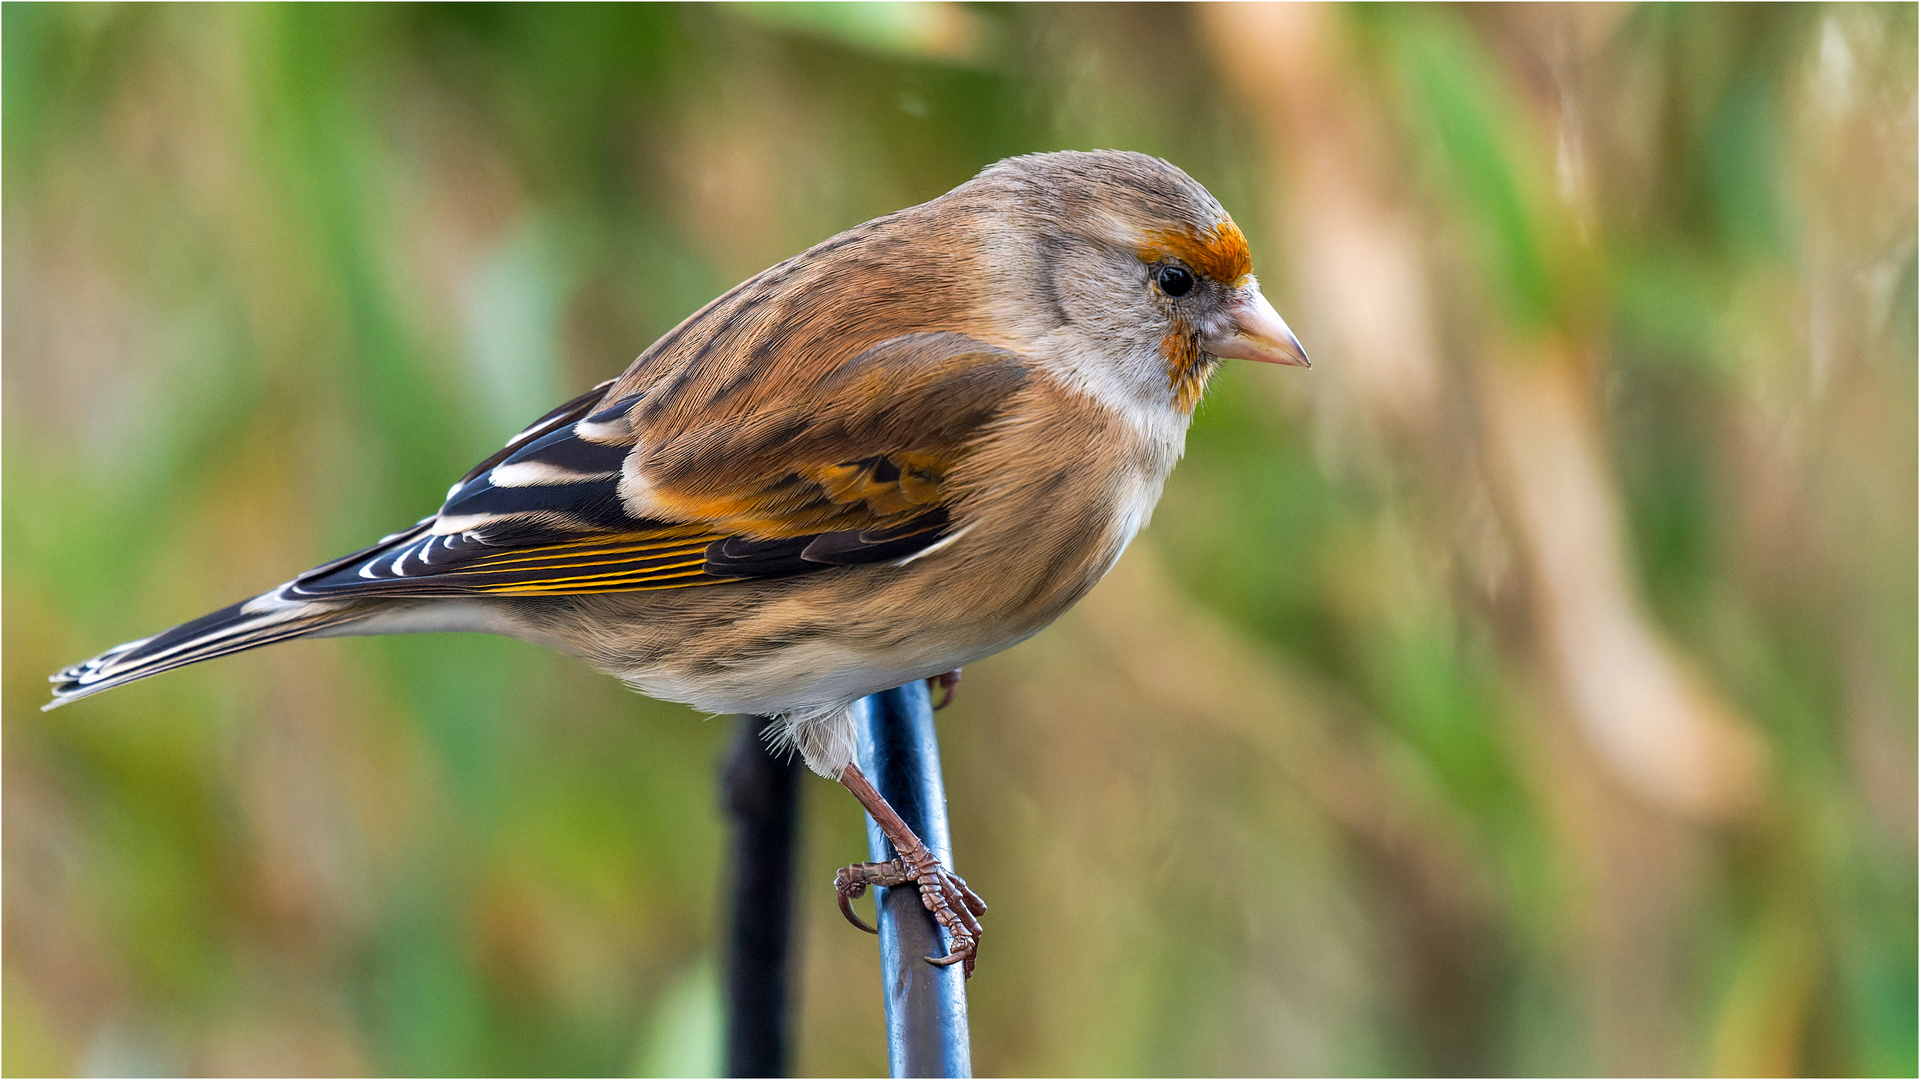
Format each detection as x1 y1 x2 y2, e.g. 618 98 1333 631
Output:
48 150 1308 972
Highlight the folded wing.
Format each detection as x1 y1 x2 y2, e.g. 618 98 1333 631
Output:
284 332 1027 600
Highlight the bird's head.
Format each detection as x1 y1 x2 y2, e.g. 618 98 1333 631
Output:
946 150 1308 419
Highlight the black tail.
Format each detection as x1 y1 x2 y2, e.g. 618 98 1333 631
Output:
46 593 364 710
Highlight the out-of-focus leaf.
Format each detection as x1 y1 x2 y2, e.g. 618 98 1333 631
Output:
462 214 574 435
729 2 986 65
628 958 721 1078
1375 10 1556 330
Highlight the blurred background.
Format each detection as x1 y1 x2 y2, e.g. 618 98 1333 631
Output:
4 3 1913 1075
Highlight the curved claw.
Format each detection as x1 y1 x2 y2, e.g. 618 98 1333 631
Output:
928 669 962 711
838 888 880 935
926 950 970 967
834 859 909 936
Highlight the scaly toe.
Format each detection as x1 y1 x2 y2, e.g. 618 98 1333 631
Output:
833 858 910 935
908 863 984 976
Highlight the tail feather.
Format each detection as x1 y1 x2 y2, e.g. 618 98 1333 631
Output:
46 593 365 710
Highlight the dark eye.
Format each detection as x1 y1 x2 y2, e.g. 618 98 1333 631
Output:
1155 264 1195 298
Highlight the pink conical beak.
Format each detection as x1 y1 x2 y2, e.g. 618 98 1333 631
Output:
1205 288 1310 368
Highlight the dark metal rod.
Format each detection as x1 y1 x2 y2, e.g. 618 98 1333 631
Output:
851 682 973 1079
721 714 803 1078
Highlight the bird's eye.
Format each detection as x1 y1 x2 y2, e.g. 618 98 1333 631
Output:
1155 264 1195 298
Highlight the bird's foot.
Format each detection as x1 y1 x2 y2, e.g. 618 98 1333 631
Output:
834 847 987 976
927 668 962 710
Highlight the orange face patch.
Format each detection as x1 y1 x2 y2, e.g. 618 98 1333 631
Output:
1137 219 1253 286
1160 318 1211 416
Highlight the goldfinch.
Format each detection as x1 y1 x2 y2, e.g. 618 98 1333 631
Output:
48 150 1308 972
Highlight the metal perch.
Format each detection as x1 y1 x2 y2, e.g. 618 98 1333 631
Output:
850 682 973 1079
722 714 803 1077
722 683 972 1078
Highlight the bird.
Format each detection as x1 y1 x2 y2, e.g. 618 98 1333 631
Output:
47 149 1309 974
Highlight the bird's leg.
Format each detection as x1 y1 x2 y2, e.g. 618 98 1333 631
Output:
832 762 987 975
927 668 962 710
